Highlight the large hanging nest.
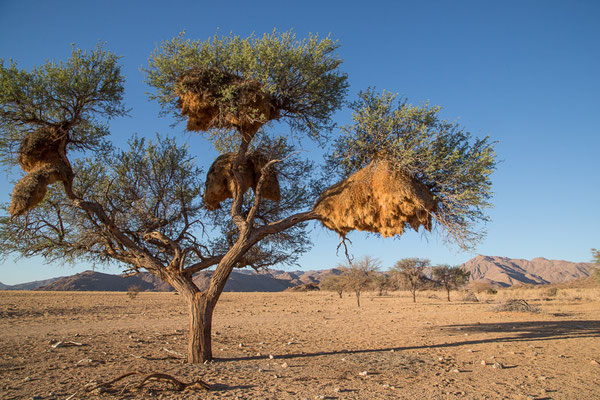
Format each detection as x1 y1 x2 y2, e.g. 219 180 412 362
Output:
313 161 437 238
203 152 281 210
176 68 280 139
9 126 74 216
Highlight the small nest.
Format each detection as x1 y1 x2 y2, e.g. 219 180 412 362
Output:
176 68 280 138
313 161 437 238
493 299 540 313
10 126 73 216
203 152 281 210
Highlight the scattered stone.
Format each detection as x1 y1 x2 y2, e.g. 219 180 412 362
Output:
492 362 504 369
269 354 274 359
452 369 461 373
238 343 244 348
51 340 83 348
315 396 325 400
256 352 262 357
333 387 342 392
359 371 369 376
281 362 289 368
591 359 599 366
480 360 487 366
76 358 94 366
273 374 280 379
162 348 184 358
23 376 31 382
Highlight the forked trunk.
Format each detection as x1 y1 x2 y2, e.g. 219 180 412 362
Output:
188 293 214 363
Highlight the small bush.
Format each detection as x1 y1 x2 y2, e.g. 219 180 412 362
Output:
543 287 559 298
462 291 479 302
469 280 497 294
493 299 540 313
127 285 142 299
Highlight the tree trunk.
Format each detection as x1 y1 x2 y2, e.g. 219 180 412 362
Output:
412 288 416 303
337 291 343 299
187 293 214 363
356 291 361 307
446 287 451 302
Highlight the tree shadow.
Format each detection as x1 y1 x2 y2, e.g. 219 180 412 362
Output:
218 320 600 362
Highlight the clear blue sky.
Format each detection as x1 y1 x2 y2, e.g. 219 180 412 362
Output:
0 0 598 284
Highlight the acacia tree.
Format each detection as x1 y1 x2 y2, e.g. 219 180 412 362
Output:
340 255 380 307
391 258 429 303
0 31 496 363
432 265 470 302
373 272 393 296
319 273 345 298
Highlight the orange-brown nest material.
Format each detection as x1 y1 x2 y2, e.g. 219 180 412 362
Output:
313 161 437 238
9 126 74 216
176 68 280 138
203 152 281 210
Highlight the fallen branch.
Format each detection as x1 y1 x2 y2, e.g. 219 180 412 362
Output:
69 370 210 398
137 373 210 390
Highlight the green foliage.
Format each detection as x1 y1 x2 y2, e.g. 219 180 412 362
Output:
327 89 497 249
0 43 127 165
432 264 470 301
0 135 204 266
339 255 380 307
143 30 349 145
372 272 393 296
319 273 346 297
390 258 429 302
592 248 600 264
205 135 318 268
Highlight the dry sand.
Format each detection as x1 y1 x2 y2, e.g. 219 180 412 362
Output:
1 288 599 399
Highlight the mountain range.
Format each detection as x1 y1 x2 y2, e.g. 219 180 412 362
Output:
0 256 595 291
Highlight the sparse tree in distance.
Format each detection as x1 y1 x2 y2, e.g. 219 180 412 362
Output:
320 274 346 298
373 272 393 296
592 248 600 264
592 248 600 283
0 31 496 363
341 256 380 307
432 265 471 302
391 258 429 303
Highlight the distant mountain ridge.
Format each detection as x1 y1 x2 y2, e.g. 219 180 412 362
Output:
460 255 594 287
0 256 594 291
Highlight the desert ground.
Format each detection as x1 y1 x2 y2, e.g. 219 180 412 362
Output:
1 288 599 399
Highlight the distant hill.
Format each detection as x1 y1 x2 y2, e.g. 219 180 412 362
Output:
38 271 174 292
3 256 595 292
193 270 295 292
0 277 63 291
461 255 594 287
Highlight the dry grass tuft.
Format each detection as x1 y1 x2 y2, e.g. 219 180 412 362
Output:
9 126 73 216
203 152 280 210
176 68 279 138
313 161 437 237
493 299 540 313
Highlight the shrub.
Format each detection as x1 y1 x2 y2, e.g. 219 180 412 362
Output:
127 285 142 299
